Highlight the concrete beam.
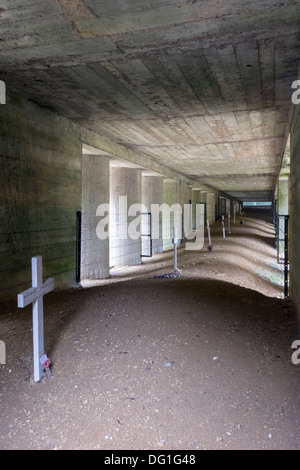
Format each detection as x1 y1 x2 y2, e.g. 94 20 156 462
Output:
80 127 215 193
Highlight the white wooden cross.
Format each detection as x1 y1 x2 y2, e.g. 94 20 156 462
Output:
17 256 54 382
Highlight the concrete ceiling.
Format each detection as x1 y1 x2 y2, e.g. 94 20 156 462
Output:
1 0 300 201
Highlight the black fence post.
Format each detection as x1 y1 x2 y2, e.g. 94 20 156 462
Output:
284 215 289 299
76 210 82 283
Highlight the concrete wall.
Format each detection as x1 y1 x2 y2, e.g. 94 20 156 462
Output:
81 155 109 279
0 93 82 300
110 167 142 267
289 106 300 319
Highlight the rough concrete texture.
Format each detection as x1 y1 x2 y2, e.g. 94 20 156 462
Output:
142 176 164 256
207 193 217 225
0 0 299 200
278 178 289 216
191 190 201 230
81 155 110 280
0 93 82 300
289 106 300 321
162 179 182 250
110 168 142 267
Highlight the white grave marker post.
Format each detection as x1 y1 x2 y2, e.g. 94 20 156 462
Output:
17 256 54 382
222 216 226 239
207 219 212 250
173 226 178 272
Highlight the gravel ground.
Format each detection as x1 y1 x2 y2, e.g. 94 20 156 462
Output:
0 214 299 450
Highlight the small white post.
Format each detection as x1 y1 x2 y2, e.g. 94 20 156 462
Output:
173 226 178 272
222 216 226 239
0 80 6 105
17 256 54 382
0 340 6 365
207 219 212 251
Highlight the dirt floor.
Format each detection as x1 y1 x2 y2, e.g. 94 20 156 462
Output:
0 213 299 450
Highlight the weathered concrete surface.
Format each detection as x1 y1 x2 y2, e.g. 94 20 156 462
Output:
142 176 164 256
289 105 300 320
0 93 82 300
110 168 142 267
81 155 110 280
162 178 192 250
207 193 217 225
0 0 299 200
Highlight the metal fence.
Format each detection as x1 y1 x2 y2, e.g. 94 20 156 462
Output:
275 215 289 298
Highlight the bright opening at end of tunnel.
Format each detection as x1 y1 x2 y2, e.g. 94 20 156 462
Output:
243 202 273 207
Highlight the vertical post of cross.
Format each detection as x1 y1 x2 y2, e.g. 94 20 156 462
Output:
222 216 226 239
32 257 44 382
0 340 6 365
17 256 54 382
207 219 212 251
0 80 6 104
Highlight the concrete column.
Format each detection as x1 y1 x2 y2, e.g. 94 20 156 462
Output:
278 178 289 215
81 155 110 279
233 202 239 223
226 198 231 214
192 189 201 230
180 181 193 236
162 178 181 250
110 167 142 267
180 181 192 207
277 177 289 259
142 175 163 255
207 193 217 224
200 191 207 204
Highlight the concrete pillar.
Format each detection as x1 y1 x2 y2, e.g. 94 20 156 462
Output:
277 178 289 259
226 198 231 214
81 155 110 279
162 179 182 250
142 175 163 255
278 178 289 215
200 191 207 204
192 189 201 230
110 167 142 267
180 181 192 207
232 202 239 223
207 193 217 224
181 181 193 236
